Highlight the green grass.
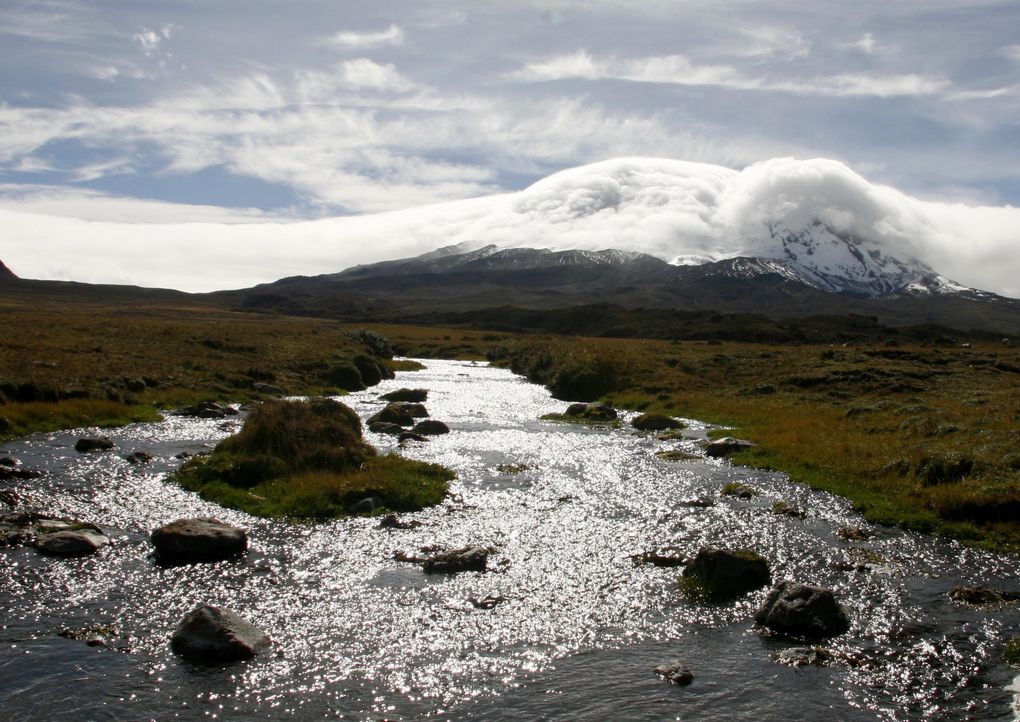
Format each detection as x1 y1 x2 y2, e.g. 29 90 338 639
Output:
0 399 163 438
171 398 454 520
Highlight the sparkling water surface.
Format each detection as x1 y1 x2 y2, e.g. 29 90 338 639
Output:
0 359 1018 721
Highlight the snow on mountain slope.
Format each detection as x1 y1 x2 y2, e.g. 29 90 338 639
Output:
3 156 1018 295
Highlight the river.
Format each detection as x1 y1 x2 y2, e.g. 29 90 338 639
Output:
0 359 1018 720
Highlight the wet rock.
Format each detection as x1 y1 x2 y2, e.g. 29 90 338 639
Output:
251 383 286 395
682 547 771 600
398 432 429 443
721 482 758 499
705 437 755 458
59 625 125 650
632 547 687 567
567 402 617 420
755 581 851 638
170 604 270 665
632 413 685 431
656 449 700 462
0 456 18 467
470 594 507 609
392 402 428 418
151 518 247 563
74 437 115 453
0 464 42 480
347 496 384 514
412 420 450 435
835 526 871 541
381 388 428 402
654 660 694 686
950 585 1020 605
367 403 416 427
771 501 807 519
125 451 154 465
423 546 488 574
368 421 405 435
773 646 836 667
35 529 111 557
377 514 421 530
177 401 237 419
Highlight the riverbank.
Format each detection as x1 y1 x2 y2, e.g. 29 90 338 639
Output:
488 335 1020 553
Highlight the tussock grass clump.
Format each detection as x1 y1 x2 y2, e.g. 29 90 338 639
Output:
1004 637 1020 666
173 398 453 520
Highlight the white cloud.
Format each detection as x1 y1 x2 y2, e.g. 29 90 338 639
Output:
322 24 404 49
1001 44 1020 62
4 157 1019 297
513 51 950 98
133 23 175 57
851 33 877 55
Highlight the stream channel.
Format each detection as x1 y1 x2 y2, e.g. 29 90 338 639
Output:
0 359 1018 721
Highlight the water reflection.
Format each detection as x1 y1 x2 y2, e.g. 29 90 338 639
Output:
0 359 1017 720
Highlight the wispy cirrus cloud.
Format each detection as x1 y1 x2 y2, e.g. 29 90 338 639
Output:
511 51 949 98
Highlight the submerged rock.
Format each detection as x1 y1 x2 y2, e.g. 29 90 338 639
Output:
171 604 270 664
705 437 755 458
125 451 154 465
151 518 247 563
654 660 694 686
347 496 384 514
773 646 836 667
35 529 111 557
423 546 489 574
398 432 430 443
950 585 1020 605
412 420 450 435
632 547 687 567
74 437 114 453
632 413 685 431
377 514 421 530
682 547 771 600
755 581 851 638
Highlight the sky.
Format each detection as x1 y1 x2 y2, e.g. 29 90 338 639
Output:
1 0 1019 293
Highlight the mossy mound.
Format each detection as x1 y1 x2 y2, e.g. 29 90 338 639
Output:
173 398 453 520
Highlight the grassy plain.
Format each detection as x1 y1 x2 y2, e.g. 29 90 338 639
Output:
490 334 1020 551
2 289 1018 549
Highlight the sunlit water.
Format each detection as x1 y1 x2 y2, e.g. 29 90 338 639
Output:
1 360 1018 721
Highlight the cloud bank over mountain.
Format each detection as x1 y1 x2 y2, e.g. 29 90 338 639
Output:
3 157 1018 297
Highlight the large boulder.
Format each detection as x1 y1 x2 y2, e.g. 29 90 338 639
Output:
380 388 428 403
412 420 450 436
682 547 771 600
632 414 685 431
170 604 270 664
705 437 755 458
151 518 247 563
367 403 416 427
177 401 238 419
755 581 851 638
35 529 111 557
423 546 488 574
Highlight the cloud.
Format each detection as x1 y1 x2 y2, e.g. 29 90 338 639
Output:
4 157 1019 297
1001 44 1020 62
512 51 950 98
133 23 175 57
322 24 404 49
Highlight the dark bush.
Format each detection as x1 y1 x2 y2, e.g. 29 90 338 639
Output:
323 361 365 391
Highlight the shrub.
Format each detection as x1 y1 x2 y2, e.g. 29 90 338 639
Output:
323 361 365 391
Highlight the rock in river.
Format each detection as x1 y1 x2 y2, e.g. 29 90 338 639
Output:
367 403 416 427
74 437 114 453
151 517 247 563
682 547 771 599
565 402 617 421
654 660 694 686
35 529 111 557
171 604 270 664
632 413 685 431
755 581 851 638
412 420 450 435
380 388 428 402
704 437 755 458
423 546 488 574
